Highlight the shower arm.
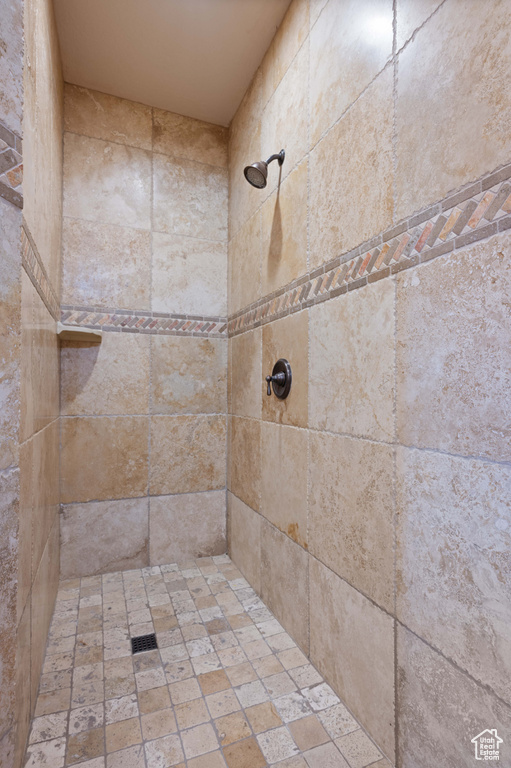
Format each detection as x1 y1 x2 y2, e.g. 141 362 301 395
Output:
266 150 285 167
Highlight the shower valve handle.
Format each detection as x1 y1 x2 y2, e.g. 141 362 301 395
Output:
265 359 292 400
266 373 286 396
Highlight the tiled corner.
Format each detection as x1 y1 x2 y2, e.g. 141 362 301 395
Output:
24 556 387 768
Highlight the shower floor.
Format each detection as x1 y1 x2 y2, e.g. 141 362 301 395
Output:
24 555 389 768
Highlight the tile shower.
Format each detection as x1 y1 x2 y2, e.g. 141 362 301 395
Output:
0 1 510 768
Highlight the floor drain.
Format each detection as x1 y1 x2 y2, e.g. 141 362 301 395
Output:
131 633 158 654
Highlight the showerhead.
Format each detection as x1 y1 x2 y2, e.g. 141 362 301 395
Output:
244 149 285 188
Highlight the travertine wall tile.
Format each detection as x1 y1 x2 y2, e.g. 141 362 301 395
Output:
0 470 19 741
153 153 227 241
60 498 149 577
229 417 261 511
261 160 308 297
63 133 152 229
395 0 511 221
231 329 262 420
261 521 309 653
0 0 23 135
153 109 228 167
396 446 511 705
30 519 59 705
60 416 149 504
309 0 393 145
261 422 308 549
309 280 394 441
397 626 511 768
61 333 150 416
31 420 59 584
149 490 226 564
152 232 227 316
261 43 308 191
262 311 308 429
309 67 394 267
151 335 227 415
396 233 511 461
309 558 395 761
64 84 152 149
62 218 152 311
309 433 394 612
229 211 261 315
150 415 226 496
228 492 261 594
395 0 443 50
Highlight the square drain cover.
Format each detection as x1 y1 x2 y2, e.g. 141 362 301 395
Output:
131 633 158 654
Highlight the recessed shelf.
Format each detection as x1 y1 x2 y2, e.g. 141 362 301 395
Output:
57 322 102 344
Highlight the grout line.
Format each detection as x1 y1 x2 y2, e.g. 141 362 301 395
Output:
60 487 229 510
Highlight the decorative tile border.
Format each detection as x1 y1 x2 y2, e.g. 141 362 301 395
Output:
229 162 511 337
21 222 60 320
61 306 228 337
0 119 23 209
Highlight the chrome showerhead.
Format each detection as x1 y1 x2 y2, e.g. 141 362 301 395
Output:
244 149 285 188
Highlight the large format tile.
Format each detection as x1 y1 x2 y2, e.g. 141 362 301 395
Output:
228 492 261 594
229 210 261 315
262 311 308 429
261 422 308 549
396 446 511 705
151 232 227 317
31 419 60 581
395 0 443 50
230 329 262 420
150 415 226 495
60 498 149 577
151 336 227 415
0 469 19 742
32 291 59 433
310 558 395 761
0 0 23 135
229 417 261 512
0 198 21 470
309 280 394 441
153 109 228 167
153 153 227 241
397 626 511 768
63 133 152 229
31 519 60 706
62 218 151 311
261 521 309 653
261 43 308 191
60 416 149 503
261 160 308 297
149 491 226 564
395 0 511 221
396 233 511 461
309 432 394 612
229 69 262 239
309 0 393 145
61 333 150 416
309 67 394 268
262 0 309 106
64 84 152 149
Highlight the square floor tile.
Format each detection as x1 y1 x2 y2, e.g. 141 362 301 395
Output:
215 711 252 746
223 736 267 768
145 734 184 767
181 723 219 759
289 715 330 751
257 726 300 763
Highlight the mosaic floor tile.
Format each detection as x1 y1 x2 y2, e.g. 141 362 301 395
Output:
24 556 386 768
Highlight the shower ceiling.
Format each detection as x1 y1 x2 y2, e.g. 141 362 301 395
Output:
53 0 292 127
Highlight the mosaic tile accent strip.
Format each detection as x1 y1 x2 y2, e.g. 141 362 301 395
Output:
229 162 511 337
61 306 228 338
21 221 60 320
23 555 390 768
0 119 23 209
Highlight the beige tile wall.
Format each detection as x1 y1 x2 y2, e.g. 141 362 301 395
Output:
60 85 229 577
3 0 66 765
227 1 511 766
